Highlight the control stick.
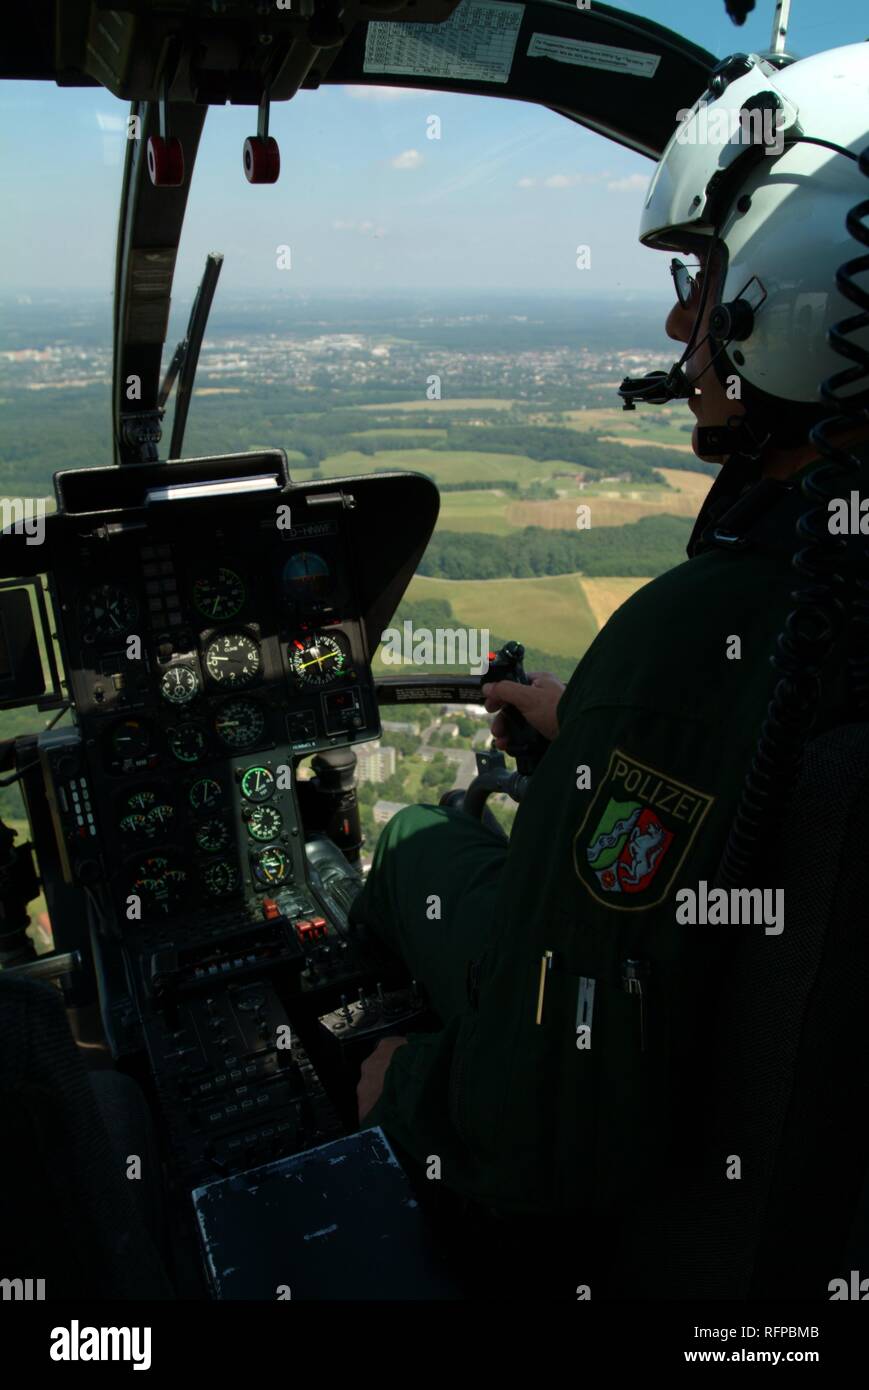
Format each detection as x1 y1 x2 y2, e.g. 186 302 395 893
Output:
483 640 551 776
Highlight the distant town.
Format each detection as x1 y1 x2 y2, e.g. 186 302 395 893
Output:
0 329 672 403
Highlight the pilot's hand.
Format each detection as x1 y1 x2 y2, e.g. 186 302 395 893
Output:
357 1036 408 1124
482 673 565 746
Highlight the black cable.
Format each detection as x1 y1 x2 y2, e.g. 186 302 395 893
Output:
716 145 869 888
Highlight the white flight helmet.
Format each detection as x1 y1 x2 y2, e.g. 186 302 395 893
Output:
641 42 869 447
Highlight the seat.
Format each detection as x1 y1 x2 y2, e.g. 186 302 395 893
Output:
0 974 174 1299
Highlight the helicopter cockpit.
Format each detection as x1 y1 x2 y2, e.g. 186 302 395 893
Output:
2 0 869 1325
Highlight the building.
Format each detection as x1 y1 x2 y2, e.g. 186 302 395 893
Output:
373 799 409 825
381 719 420 736
355 740 397 784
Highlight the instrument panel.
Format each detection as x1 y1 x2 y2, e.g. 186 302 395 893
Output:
53 510 379 930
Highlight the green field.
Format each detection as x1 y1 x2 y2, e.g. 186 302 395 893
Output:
562 406 695 449
314 448 570 487
356 398 516 413
347 427 449 441
400 572 597 660
437 489 521 534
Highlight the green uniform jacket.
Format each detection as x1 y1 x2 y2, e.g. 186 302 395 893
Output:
362 446 869 1217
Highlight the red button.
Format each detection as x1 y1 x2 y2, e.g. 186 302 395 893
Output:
262 898 280 920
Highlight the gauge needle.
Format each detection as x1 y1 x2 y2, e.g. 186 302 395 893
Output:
299 650 331 669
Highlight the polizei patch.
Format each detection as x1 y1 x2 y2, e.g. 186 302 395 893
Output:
574 749 714 910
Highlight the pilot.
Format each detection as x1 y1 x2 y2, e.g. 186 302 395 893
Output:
349 46 869 1236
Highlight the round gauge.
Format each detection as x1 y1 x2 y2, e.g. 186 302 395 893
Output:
119 812 149 838
194 817 231 854
240 765 275 803
192 567 246 622
202 859 240 896
204 631 261 688
160 664 200 706
127 854 188 917
168 723 208 764
148 800 176 833
288 632 347 687
214 698 266 750
80 584 139 642
189 777 222 813
119 788 175 839
247 804 282 842
251 845 291 887
110 719 152 764
282 552 331 601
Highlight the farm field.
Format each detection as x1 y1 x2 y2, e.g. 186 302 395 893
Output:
356 398 516 412
430 465 712 532
436 489 519 534
372 570 660 677
598 434 693 453
580 577 654 629
347 427 449 440
315 447 576 487
310 448 712 517
561 405 695 447
507 471 710 528
400 572 598 658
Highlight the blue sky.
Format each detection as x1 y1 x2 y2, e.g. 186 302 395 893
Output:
0 0 864 296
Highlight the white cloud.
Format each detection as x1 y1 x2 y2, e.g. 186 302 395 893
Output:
391 148 423 170
517 172 605 190
606 173 650 194
515 170 649 194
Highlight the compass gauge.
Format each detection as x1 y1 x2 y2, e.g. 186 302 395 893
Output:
288 633 347 688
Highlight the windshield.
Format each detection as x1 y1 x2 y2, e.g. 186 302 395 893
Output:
0 0 862 867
